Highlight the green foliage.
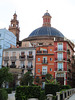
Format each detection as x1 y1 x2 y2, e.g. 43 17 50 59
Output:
0 89 8 100
39 90 46 100
45 83 60 95
15 86 41 100
20 72 33 86
0 67 13 87
5 88 13 93
52 96 57 100
60 85 71 90
45 73 56 84
35 77 42 85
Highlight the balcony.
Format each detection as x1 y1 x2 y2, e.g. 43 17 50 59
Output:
55 68 66 71
42 60 48 64
55 58 66 62
43 51 48 53
10 65 16 68
37 51 42 53
3 57 9 61
19 65 25 69
10 56 16 61
42 72 47 75
26 65 33 71
27 55 33 60
19 55 25 61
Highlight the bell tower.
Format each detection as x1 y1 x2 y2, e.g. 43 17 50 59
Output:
9 12 20 43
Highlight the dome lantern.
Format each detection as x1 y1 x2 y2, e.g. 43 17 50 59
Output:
42 10 52 27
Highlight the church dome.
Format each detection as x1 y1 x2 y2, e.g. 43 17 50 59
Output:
29 26 64 38
28 11 64 38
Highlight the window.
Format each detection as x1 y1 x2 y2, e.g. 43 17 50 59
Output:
21 52 25 55
38 58 40 61
50 68 52 71
12 52 16 56
43 57 47 63
4 61 8 66
0 34 1 37
50 49 52 51
39 43 43 45
20 61 25 68
58 63 63 71
42 77 45 79
28 61 32 67
5 52 8 56
38 69 40 73
42 66 47 75
58 53 63 61
29 51 32 55
58 43 63 51
50 58 52 61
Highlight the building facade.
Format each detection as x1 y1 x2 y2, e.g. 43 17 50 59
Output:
0 28 16 68
21 11 75 86
54 40 74 85
2 47 36 86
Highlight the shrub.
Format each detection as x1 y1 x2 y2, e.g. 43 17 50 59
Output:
39 90 46 100
15 86 41 100
5 88 12 93
60 85 71 90
45 83 60 95
0 89 8 100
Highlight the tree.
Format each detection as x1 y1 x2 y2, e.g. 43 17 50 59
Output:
35 77 42 85
45 73 56 84
20 72 33 86
0 67 13 88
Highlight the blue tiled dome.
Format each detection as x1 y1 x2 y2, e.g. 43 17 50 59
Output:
29 26 64 38
44 12 50 16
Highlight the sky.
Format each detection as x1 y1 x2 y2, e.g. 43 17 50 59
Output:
0 0 75 42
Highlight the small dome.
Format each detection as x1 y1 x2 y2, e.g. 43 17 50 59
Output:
44 12 50 16
29 26 64 38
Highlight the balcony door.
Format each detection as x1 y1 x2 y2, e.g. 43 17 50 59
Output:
28 61 32 67
43 57 47 63
58 63 63 71
58 43 63 51
58 53 63 61
42 66 47 75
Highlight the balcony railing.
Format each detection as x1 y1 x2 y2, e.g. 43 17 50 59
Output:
10 56 16 61
55 58 66 61
42 60 48 64
37 51 42 53
43 51 48 53
3 57 9 61
19 65 25 69
26 65 33 70
55 68 66 71
27 55 33 60
37 50 48 54
10 65 16 68
19 55 25 61
42 72 47 75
